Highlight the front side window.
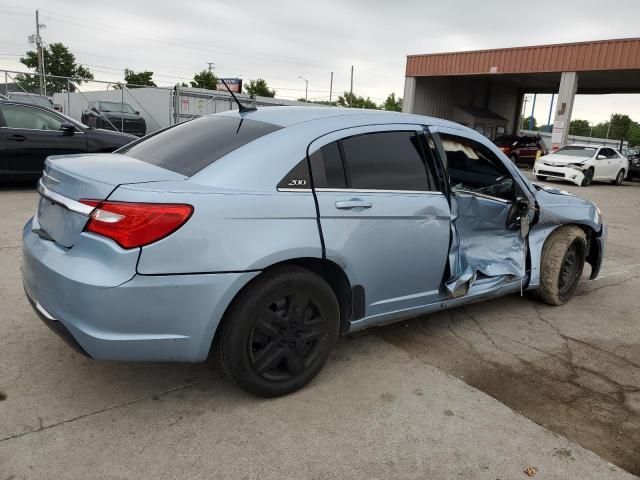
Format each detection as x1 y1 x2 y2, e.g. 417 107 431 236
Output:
0 104 62 131
440 134 514 200
340 131 431 191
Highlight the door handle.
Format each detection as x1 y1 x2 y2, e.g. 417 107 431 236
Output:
7 134 27 142
335 199 372 210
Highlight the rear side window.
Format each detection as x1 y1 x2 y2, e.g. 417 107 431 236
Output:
120 116 281 177
278 142 346 190
340 131 431 191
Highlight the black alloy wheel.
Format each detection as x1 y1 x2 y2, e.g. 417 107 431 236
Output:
249 291 328 381
216 265 340 397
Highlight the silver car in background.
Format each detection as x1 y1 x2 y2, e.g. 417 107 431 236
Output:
22 107 606 397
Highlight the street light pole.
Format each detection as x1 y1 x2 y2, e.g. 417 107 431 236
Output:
298 76 308 101
35 9 46 96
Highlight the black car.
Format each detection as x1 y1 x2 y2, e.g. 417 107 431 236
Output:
0 100 137 181
494 135 548 165
626 151 640 180
81 101 146 137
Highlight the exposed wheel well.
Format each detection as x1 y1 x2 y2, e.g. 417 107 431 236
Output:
548 224 600 279
269 258 354 334
212 258 354 359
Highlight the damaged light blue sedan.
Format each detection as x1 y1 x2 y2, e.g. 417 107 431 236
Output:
22 107 606 397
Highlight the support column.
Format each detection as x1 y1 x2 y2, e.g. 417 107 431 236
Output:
551 72 578 149
402 76 416 113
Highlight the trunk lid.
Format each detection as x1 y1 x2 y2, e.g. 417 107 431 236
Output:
35 153 186 248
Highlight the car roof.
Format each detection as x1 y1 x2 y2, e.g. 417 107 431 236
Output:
0 98 56 111
216 105 463 129
560 144 609 149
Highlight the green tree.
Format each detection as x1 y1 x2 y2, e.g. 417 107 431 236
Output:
569 119 591 136
297 98 337 106
336 92 378 109
113 69 156 89
627 122 640 147
608 114 632 140
190 70 218 90
382 93 402 111
519 115 537 130
17 42 93 94
244 78 276 97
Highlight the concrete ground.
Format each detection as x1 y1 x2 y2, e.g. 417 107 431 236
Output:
1 175 639 479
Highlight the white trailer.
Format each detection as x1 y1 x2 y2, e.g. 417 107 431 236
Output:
53 86 318 134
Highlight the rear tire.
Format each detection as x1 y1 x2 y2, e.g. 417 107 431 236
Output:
536 175 547 181
612 169 625 185
581 168 594 186
537 226 587 306
215 265 340 397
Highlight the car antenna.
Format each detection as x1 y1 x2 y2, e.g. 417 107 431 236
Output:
220 78 256 114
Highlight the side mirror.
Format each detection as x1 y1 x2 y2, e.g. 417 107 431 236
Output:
60 122 75 136
135 110 140 115
507 196 529 231
596 154 606 160
91 106 99 113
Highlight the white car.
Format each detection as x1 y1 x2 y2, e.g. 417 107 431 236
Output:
533 144 629 186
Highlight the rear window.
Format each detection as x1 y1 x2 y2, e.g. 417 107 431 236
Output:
119 115 282 176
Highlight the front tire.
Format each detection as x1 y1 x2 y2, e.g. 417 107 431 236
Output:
581 168 594 186
537 226 587 306
215 265 340 397
612 169 625 185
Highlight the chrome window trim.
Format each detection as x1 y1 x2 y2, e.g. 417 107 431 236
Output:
315 188 443 195
277 187 444 195
0 126 85 134
37 180 95 216
454 188 512 204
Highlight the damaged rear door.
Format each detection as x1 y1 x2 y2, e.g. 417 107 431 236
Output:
429 127 535 297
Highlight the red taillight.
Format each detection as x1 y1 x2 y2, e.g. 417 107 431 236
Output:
80 200 193 249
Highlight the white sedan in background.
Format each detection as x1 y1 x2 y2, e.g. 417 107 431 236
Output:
533 145 629 186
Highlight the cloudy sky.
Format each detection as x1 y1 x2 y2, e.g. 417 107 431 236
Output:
1 0 639 124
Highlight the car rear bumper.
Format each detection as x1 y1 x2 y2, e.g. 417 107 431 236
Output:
533 164 584 186
22 219 258 362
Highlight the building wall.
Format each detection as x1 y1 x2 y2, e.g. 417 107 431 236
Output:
405 76 520 133
487 82 519 133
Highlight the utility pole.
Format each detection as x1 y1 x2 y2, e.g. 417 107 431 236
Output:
35 9 46 96
528 93 537 131
207 62 215 73
605 113 613 139
520 95 529 131
350 65 354 96
329 72 333 104
298 76 308 101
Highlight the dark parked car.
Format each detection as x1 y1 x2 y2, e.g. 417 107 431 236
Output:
0 100 137 181
81 101 146 137
626 151 640 180
494 135 548 165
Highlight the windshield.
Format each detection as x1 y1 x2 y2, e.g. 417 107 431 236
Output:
554 146 597 158
99 101 136 113
493 135 518 147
